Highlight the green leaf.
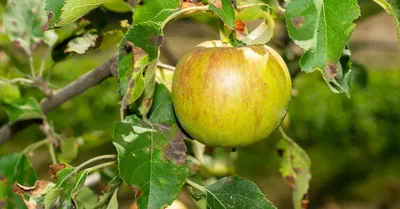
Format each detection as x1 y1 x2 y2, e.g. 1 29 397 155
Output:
209 0 236 28
137 60 158 117
99 30 124 51
373 0 400 47
133 0 180 23
75 186 98 209
46 0 108 27
238 7 275 45
1 97 43 121
285 0 360 93
95 177 121 208
58 138 79 163
0 153 37 209
117 22 163 96
205 176 277 209
112 115 188 209
103 0 132 13
65 31 98 54
0 83 20 103
277 133 311 209
46 164 89 209
106 188 119 209
3 0 47 53
148 83 177 125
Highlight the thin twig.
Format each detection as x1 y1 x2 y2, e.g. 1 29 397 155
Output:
157 62 176 71
87 161 117 173
74 154 117 172
22 139 49 154
28 55 36 78
38 46 53 78
48 142 57 164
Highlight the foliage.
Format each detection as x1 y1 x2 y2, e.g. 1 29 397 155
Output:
0 0 398 208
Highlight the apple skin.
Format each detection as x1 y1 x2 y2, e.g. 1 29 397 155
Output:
172 41 291 147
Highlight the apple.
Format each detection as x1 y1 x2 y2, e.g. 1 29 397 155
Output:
172 40 291 147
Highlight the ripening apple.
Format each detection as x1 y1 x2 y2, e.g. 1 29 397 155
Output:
172 40 291 147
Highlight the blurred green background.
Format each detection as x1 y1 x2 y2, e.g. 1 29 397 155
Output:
1 0 400 208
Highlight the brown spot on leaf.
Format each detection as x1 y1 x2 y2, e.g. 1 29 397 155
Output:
124 41 147 63
138 0 144 6
148 35 164 46
162 130 187 165
284 175 296 188
235 19 248 38
302 194 309 209
325 61 337 80
129 185 143 199
277 149 285 157
144 98 152 108
226 176 234 184
49 163 66 179
291 17 305 28
101 184 109 195
294 167 303 174
13 180 51 196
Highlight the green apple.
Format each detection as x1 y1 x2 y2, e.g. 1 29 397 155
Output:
172 40 291 147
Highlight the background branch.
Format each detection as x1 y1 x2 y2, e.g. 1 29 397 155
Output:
0 56 118 145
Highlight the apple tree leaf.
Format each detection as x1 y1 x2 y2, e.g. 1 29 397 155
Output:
133 0 180 23
13 180 55 209
1 97 43 122
0 153 37 209
148 83 177 125
205 176 277 209
112 115 188 209
372 0 400 47
3 0 47 53
0 83 21 103
277 133 311 209
95 176 122 208
285 0 360 95
45 0 108 28
64 31 98 54
209 0 236 28
103 0 132 13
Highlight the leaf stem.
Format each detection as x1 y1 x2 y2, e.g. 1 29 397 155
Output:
185 179 206 193
161 5 209 28
48 142 57 164
22 139 49 154
87 161 117 173
38 46 53 78
28 55 36 78
75 154 117 172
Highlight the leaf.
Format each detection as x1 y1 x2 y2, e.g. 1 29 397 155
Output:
58 137 79 163
0 153 37 209
46 0 108 28
285 0 360 93
74 186 98 209
237 6 275 45
103 0 132 13
112 115 188 209
43 30 59 46
205 176 277 209
133 0 180 23
13 180 55 209
0 83 20 103
45 164 89 209
1 97 43 121
99 30 124 51
3 0 47 53
106 188 119 209
148 83 177 125
137 60 158 117
277 134 311 209
95 177 121 208
373 0 400 47
65 31 98 54
117 22 163 96
209 0 236 28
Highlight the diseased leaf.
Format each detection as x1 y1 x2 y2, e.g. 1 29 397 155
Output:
3 0 47 53
74 186 98 209
117 22 163 96
136 60 158 117
205 176 277 209
13 180 55 209
106 188 119 209
1 97 43 121
46 0 108 27
65 31 98 54
133 0 180 23
112 115 188 209
209 0 235 28
285 0 360 94
373 0 400 47
0 153 37 209
277 132 311 209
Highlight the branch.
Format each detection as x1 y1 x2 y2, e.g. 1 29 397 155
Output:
0 56 118 145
